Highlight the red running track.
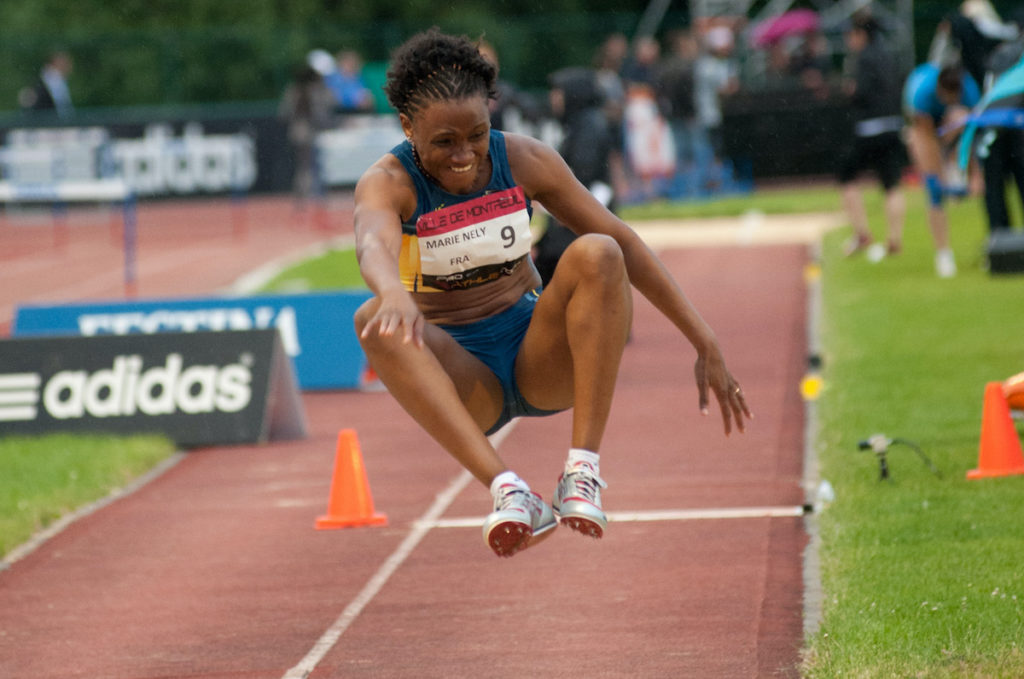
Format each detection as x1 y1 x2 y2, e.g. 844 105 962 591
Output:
0 195 810 678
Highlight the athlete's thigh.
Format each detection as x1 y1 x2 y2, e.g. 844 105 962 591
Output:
422 322 505 430
513 276 577 412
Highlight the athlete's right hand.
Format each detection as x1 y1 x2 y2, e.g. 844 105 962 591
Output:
361 288 425 348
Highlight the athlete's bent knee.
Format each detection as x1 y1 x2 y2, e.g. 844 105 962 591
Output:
564 233 625 276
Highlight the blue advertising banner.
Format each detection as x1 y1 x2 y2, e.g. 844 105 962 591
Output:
12 290 371 390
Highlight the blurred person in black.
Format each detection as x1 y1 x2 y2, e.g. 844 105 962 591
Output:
20 51 74 118
837 14 907 260
789 31 833 100
533 67 620 287
593 34 630 199
975 10 1024 234
937 1 1018 88
278 63 336 212
478 40 540 132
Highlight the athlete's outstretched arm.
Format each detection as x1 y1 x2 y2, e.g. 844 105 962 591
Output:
353 159 425 348
507 133 752 434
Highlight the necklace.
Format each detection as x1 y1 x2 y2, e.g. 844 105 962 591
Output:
410 143 443 187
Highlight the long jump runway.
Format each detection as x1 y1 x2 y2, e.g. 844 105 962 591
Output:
0 196 813 678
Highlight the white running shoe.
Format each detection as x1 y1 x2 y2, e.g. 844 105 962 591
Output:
865 242 886 263
553 462 608 538
482 485 556 557
935 248 957 278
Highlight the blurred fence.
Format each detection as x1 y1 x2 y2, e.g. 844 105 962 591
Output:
0 106 397 198
0 90 858 201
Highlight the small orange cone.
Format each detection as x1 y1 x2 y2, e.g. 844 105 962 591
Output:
967 382 1024 479
359 362 386 392
316 429 388 529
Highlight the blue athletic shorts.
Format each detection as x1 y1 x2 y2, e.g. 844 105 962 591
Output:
439 290 564 435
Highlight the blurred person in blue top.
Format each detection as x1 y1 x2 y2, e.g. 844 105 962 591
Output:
352 28 751 559
308 48 374 113
903 61 981 277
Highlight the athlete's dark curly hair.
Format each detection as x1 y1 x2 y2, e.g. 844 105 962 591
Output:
384 28 498 118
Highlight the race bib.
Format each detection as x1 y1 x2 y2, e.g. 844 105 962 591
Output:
415 186 532 290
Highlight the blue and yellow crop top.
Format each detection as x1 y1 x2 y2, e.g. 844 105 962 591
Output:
390 130 540 323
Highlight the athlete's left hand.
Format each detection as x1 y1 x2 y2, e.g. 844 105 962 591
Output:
695 351 752 436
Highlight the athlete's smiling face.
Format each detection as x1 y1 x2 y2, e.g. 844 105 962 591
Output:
401 94 492 195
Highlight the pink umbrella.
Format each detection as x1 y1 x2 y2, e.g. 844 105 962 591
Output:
751 9 821 47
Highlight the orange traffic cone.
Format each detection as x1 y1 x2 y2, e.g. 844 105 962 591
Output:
967 382 1024 479
359 362 386 392
316 429 388 529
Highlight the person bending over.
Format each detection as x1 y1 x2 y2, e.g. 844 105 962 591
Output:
353 28 752 558
903 62 981 277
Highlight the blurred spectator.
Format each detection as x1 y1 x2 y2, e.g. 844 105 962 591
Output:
622 35 661 87
594 32 629 112
308 48 374 113
593 33 630 198
478 40 541 131
764 43 792 85
279 63 336 210
976 11 1024 234
789 32 832 98
534 67 621 286
20 51 74 118
837 14 907 260
334 50 375 111
694 26 739 192
934 1 1019 86
656 30 701 197
622 35 674 201
902 62 981 277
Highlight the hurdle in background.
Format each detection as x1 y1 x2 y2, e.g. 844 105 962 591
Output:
0 178 138 297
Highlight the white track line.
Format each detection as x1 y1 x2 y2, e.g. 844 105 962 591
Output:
281 422 516 679
282 417 806 679
423 505 806 529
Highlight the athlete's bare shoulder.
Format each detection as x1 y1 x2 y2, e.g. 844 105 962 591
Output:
502 131 560 167
501 131 570 199
355 153 416 221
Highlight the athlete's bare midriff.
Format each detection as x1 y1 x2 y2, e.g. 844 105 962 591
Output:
414 260 540 325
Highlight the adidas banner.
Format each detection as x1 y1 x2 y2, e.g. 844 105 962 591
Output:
0 329 306 447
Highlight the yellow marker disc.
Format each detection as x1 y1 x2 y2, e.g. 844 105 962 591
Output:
803 263 822 283
800 373 824 401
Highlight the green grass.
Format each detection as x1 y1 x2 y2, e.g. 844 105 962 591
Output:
804 190 1024 678
0 434 175 559
258 246 366 292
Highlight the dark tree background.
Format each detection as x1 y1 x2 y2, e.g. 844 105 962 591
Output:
0 1 1018 112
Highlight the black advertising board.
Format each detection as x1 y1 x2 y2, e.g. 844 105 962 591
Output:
0 329 306 448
